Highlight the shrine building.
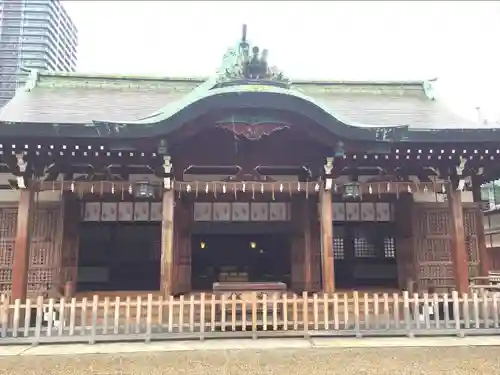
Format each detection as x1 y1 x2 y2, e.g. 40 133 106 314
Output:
0 26 497 301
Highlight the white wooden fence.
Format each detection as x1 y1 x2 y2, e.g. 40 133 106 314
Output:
1 291 500 344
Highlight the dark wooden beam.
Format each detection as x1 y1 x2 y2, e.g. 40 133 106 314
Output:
160 189 175 297
319 188 335 293
447 181 469 294
11 187 34 301
472 179 491 276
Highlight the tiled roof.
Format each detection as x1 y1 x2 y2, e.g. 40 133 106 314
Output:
0 70 479 129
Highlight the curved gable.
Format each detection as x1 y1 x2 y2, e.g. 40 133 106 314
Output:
94 85 400 141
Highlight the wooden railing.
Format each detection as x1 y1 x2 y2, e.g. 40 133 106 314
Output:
1 291 500 344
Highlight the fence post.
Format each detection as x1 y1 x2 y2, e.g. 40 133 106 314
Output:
353 291 361 338
251 292 257 340
145 294 153 343
58 297 66 337
480 290 489 331
12 299 20 337
493 292 499 328
23 298 31 337
403 291 413 338
199 292 205 341
0 294 8 338
302 292 310 339
452 291 463 337
89 295 98 344
34 296 43 345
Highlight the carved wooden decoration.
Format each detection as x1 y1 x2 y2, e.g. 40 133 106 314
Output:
193 202 290 222
133 202 150 222
231 202 250 221
150 202 162 221
217 122 290 141
101 202 118 222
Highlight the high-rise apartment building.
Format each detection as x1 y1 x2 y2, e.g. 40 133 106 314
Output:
0 0 78 107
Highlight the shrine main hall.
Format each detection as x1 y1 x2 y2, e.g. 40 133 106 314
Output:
0 26 497 301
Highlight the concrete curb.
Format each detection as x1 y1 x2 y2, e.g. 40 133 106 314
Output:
2 336 500 357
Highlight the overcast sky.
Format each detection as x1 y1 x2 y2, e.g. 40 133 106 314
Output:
63 1 500 122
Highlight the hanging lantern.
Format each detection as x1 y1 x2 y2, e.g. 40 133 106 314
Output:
342 181 361 200
135 181 155 198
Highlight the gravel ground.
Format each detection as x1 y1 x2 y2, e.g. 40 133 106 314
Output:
0 346 499 375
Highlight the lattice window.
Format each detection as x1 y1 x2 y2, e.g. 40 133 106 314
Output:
0 209 17 237
30 242 49 266
333 237 344 259
0 241 14 266
28 269 53 293
464 211 476 235
0 208 17 292
354 235 377 258
463 210 479 262
384 237 396 258
419 210 450 236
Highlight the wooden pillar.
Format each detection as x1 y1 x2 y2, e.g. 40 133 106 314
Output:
60 192 81 298
303 200 312 291
475 209 491 276
173 201 192 295
319 188 335 293
394 194 416 289
11 188 34 301
160 188 175 297
290 200 305 292
472 181 491 276
447 186 469 294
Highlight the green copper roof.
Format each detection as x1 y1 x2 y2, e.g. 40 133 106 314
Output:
0 71 474 129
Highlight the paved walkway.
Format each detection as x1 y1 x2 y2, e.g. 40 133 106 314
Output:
1 339 500 375
2 336 500 356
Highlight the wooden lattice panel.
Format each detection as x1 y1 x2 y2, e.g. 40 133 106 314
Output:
0 204 62 295
413 204 483 290
464 208 480 278
28 207 61 293
414 207 453 289
0 208 17 293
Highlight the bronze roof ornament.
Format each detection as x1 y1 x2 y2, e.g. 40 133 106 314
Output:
215 24 290 88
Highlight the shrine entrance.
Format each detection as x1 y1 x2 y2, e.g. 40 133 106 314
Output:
333 223 398 289
191 234 291 290
76 222 161 292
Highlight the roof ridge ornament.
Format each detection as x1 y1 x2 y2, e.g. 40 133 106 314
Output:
215 24 290 89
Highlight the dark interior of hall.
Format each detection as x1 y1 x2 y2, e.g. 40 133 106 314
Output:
76 222 161 292
191 234 291 290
